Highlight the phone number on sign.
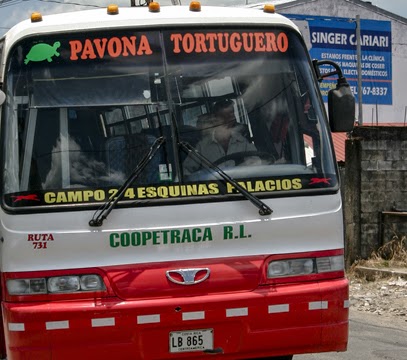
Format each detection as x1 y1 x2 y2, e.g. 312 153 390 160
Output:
362 86 388 96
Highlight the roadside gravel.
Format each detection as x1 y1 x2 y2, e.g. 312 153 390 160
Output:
349 274 407 322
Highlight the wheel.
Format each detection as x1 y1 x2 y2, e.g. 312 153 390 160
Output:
213 151 275 166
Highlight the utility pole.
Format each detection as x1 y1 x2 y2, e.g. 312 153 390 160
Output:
356 15 363 125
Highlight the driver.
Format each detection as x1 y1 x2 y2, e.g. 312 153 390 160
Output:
183 99 258 175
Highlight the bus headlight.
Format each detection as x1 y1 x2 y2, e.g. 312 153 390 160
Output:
48 275 105 293
316 255 344 272
267 255 344 279
80 274 105 290
6 278 47 295
7 275 105 295
267 258 315 278
48 276 81 293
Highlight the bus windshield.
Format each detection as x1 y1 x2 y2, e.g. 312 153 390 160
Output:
2 28 337 210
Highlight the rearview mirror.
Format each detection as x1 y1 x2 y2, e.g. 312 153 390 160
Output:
0 90 5 106
328 78 355 132
313 60 355 133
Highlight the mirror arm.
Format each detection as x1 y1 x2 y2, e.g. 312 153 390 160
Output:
313 59 345 82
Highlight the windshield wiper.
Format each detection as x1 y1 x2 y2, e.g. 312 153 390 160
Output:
180 141 273 216
89 136 165 227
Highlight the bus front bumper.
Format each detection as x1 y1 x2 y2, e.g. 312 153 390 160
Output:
2 278 349 360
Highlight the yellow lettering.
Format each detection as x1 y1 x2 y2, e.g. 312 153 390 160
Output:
254 181 266 192
208 183 220 194
137 187 146 199
146 187 158 198
67 191 82 202
56 192 68 203
292 178 303 189
44 192 56 204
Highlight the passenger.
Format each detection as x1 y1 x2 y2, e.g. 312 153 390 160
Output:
183 99 258 174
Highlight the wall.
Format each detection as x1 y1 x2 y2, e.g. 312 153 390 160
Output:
344 126 407 265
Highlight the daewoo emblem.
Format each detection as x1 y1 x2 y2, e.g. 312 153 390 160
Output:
166 268 210 285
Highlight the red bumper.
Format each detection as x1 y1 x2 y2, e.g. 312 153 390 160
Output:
2 279 348 360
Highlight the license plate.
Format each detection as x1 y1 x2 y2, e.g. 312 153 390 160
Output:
169 329 213 353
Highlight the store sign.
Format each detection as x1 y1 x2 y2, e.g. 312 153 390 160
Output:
288 14 392 105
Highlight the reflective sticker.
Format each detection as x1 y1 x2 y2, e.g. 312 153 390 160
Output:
8 323 25 331
226 307 248 317
309 301 328 310
137 314 160 324
268 304 290 314
182 311 205 321
91 317 115 327
46 320 69 330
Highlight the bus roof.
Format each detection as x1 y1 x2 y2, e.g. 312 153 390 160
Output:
2 5 298 46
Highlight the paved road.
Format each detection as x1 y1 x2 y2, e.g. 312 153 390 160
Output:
296 309 407 360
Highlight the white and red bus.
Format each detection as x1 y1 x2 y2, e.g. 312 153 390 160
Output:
0 2 355 359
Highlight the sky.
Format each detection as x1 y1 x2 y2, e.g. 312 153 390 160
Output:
0 0 407 38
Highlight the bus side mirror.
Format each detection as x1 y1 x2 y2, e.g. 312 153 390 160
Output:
313 60 355 133
328 78 355 132
0 90 5 106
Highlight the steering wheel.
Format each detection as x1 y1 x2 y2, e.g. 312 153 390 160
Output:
213 151 275 167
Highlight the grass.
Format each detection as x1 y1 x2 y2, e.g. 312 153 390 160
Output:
348 233 407 279
365 233 407 268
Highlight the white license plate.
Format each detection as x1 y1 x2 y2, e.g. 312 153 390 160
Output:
169 329 213 353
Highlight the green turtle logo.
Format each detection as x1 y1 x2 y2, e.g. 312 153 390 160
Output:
24 41 61 64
